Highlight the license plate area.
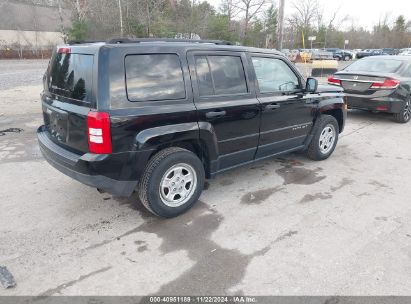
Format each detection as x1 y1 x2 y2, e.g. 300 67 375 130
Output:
341 81 372 92
44 106 68 143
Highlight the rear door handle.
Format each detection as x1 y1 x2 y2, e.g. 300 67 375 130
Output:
265 103 281 110
206 110 226 119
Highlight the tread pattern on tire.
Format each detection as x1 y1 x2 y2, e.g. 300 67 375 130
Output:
393 112 404 123
306 114 339 161
393 98 410 123
137 147 188 216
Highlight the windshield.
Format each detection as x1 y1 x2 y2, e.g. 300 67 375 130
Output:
344 58 403 73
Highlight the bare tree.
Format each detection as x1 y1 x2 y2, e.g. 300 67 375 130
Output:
288 0 319 34
320 6 349 48
86 0 121 37
372 13 393 48
233 0 269 42
219 0 240 21
116 0 167 37
64 0 89 22
118 0 124 36
139 0 167 36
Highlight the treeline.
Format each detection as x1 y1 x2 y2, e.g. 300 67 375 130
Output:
64 0 277 48
283 0 411 49
62 0 411 49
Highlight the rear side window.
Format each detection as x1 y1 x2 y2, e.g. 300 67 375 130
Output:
48 53 93 102
195 55 248 96
195 56 214 96
125 54 185 101
402 65 411 77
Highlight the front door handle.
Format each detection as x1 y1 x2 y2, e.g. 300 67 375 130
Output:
206 110 226 119
265 103 280 110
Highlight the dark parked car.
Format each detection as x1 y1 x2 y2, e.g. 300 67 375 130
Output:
355 49 371 59
334 50 353 61
356 49 384 59
325 48 352 61
38 38 346 217
328 56 411 123
325 48 340 53
382 48 399 55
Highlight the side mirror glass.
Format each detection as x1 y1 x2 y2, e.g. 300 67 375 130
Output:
306 77 318 93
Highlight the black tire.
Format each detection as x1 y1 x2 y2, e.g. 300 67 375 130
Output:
393 99 411 123
137 147 205 218
344 55 350 61
306 115 339 161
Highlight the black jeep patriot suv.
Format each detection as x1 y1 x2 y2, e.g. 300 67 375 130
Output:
38 38 346 217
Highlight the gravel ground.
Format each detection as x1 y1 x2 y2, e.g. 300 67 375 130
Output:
0 59 48 90
0 60 48 116
0 59 410 297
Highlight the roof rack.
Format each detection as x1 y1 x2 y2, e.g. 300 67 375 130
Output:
67 40 105 45
106 37 234 45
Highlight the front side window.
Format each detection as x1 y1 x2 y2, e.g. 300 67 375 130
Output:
195 55 248 96
252 57 300 93
125 54 185 101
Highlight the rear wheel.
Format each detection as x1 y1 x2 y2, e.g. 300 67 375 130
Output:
393 99 411 123
138 147 205 218
306 115 339 161
344 55 350 61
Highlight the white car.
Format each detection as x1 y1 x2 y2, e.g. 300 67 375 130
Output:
399 48 411 56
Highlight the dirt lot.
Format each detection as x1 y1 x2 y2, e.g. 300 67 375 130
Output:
0 59 411 296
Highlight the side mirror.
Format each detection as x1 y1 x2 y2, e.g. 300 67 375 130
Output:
306 77 318 93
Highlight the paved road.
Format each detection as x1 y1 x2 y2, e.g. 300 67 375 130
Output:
0 60 410 296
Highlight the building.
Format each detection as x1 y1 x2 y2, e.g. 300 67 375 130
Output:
0 0 71 58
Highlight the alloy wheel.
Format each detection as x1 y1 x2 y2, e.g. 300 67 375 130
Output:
319 124 336 154
159 163 198 207
403 100 411 121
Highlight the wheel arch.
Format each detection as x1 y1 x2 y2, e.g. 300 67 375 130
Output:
135 122 219 178
317 98 346 133
321 108 344 133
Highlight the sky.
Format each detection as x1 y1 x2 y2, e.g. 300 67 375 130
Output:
206 0 411 31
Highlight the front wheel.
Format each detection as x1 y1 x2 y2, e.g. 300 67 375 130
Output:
306 115 339 161
393 99 411 123
137 147 205 218
344 55 350 61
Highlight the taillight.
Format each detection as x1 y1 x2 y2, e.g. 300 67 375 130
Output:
58 47 71 54
87 112 112 154
328 76 341 86
370 78 400 89
376 105 388 111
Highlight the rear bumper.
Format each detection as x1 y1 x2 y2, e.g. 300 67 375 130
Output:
345 95 404 113
37 126 148 197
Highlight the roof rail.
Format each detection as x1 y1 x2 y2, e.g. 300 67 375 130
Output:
106 37 234 45
67 40 104 45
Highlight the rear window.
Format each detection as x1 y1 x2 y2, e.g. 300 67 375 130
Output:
48 53 93 102
344 59 403 73
125 54 185 101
